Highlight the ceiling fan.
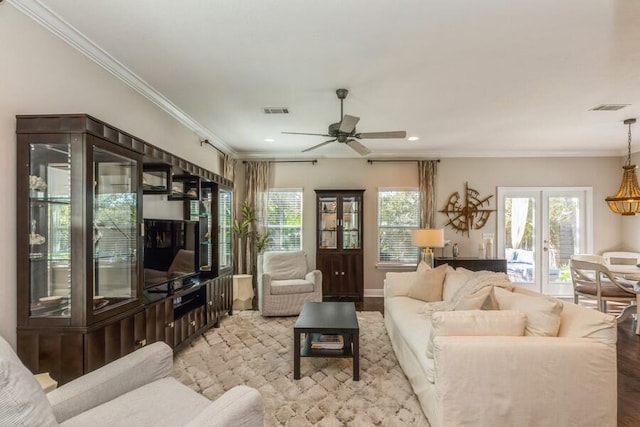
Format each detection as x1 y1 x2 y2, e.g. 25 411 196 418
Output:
282 89 407 155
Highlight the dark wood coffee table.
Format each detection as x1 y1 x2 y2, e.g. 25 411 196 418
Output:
293 301 359 381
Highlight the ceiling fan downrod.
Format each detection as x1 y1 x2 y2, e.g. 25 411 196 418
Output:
336 88 348 121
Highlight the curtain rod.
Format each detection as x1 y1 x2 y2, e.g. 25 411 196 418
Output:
367 159 440 164
242 160 317 164
200 139 225 155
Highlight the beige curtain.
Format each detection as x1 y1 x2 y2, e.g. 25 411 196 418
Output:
222 154 238 273
418 160 438 228
244 161 271 308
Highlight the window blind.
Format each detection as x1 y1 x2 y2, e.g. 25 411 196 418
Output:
266 190 302 251
378 189 420 263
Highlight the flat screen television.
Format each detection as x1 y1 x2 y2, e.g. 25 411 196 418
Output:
143 219 198 288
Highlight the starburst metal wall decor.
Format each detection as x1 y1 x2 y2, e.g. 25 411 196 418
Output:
439 182 495 236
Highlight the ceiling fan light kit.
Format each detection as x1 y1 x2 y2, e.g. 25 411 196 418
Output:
606 118 640 215
283 89 407 155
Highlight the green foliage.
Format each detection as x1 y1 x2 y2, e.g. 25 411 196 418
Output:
232 200 256 239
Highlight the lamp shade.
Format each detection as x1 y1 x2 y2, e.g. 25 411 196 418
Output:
411 229 445 248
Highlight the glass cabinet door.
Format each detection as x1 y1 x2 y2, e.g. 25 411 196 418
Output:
219 187 232 270
319 196 338 249
199 182 213 272
29 143 71 318
342 195 361 250
92 147 139 313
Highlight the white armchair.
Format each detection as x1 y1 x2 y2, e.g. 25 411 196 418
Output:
257 250 322 316
0 335 263 427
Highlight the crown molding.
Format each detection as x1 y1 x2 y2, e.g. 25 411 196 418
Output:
8 0 234 155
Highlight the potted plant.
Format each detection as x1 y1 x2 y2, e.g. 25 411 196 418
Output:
232 200 271 310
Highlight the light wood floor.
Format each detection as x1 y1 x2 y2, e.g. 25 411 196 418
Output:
362 297 640 427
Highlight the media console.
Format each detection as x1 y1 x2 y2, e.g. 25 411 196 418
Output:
16 114 234 385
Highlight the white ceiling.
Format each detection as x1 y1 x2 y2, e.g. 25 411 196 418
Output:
12 0 640 159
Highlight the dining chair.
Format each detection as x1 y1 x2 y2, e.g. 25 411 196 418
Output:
569 255 637 315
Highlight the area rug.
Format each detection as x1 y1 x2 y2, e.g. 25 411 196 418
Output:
173 311 430 426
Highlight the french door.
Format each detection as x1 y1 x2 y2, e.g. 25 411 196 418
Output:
497 187 593 296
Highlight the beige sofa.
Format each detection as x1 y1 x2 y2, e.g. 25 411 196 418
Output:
0 336 263 427
384 266 618 427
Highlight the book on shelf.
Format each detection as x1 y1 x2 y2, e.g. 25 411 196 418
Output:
311 334 344 350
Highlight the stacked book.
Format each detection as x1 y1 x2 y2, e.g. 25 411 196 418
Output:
311 334 344 350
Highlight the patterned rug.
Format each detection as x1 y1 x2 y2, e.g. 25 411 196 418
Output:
173 311 430 426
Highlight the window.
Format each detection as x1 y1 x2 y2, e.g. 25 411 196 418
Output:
266 189 303 251
378 189 420 264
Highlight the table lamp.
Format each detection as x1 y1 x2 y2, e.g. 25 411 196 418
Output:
412 229 445 268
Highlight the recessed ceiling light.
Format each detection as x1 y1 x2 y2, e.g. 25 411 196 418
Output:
264 138 275 143
408 136 420 141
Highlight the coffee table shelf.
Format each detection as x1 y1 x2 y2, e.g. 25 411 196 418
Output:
300 333 353 358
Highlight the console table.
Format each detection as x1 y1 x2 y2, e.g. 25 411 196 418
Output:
435 257 507 273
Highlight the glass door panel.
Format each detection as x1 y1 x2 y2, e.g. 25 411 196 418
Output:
93 147 139 312
342 196 360 250
319 196 338 249
219 188 232 270
199 182 213 272
29 143 71 318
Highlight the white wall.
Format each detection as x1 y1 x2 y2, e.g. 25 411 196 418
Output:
244 157 623 297
622 152 640 251
0 5 222 346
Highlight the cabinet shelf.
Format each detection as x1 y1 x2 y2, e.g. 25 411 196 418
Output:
29 196 70 205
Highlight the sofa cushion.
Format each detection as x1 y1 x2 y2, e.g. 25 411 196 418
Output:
427 310 526 358
0 337 58 427
408 263 447 302
263 251 307 280
442 267 473 304
270 279 314 295
454 286 494 310
494 287 563 337
557 300 617 346
60 377 210 427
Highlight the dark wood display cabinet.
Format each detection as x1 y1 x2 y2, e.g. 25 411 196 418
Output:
315 190 364 309
16 115 234 385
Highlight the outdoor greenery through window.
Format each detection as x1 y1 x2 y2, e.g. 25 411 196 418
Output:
378 189 420 264
266 189 302 251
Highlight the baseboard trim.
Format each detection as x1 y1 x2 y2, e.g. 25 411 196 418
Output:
364 289 384 298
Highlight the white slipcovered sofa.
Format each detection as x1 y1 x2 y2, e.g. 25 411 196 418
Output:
0 336 263 427
258 250 322 316
384 264 618 427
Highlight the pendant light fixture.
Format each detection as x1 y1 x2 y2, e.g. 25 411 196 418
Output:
605 118 640 215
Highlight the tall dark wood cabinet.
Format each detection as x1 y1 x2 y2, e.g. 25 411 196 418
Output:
315 190 364 309
16 115 234 385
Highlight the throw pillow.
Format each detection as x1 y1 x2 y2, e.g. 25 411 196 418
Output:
493 287 563 337
385 271 418 298
454 286 493 310
442 267 473 304
408 263 447 302
0 359 58 427
427 310 527 358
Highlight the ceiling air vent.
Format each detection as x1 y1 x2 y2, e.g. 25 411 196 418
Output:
590 104 629 111
263 107 289 114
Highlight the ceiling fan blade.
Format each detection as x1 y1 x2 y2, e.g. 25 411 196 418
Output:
355 131 407 139
282 131 332 137
302 139 336 152
339 115 360 134
346 139 371 156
